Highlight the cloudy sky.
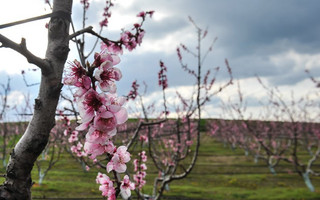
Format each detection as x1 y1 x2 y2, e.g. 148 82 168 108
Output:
0 0 320 121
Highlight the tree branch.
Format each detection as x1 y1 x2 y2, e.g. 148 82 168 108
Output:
69 26 93 40
0 35 51 74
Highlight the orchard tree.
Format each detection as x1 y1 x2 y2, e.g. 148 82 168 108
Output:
214 76 320 192
120 18 233 199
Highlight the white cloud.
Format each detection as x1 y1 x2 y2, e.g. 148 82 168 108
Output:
216 76 319 121
7 91 26 107
111 0 135 9
269 49 320 71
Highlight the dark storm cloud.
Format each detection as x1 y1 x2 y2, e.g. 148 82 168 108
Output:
219 1 320 55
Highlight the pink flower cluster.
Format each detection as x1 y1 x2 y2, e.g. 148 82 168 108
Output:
96 172 116 199
63 5 155 198
100 0 114 27
96 173 135 200
59 110 87 158
137 11 155 20
127 80 139 101
101 10 154 54
107 146 131 173
70 142 87 157
120 175 135 199
158 61 168 90
68 130 79 143
64 50 133 198
133 151 148 189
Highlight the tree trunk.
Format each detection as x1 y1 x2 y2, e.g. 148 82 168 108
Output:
0 0 72 199
302 172 315 192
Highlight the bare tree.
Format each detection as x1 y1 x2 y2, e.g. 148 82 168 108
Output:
122 18 233 199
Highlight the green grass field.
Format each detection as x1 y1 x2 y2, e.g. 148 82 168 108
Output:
1 134 320 199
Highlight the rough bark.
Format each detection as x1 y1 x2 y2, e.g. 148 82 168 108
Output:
0 0 72 199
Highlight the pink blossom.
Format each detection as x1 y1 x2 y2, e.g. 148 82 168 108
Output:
86 126 116 144
139 135 148 143
120 175 135 199
120 31 137 51
63 60 92 98
70 142 85 157
78 89 105 124
96 172 104 184
133 172 147 189
63 60 87 85
75 120 91 131
97 173 115 199
106 93 128 125
84 141 106 159
99 0 114 28
63 129 69 136
74 76 92 98
104 140 116 154
77 150 87 157
101 41 123 55
83 139 116 159
107 146 130 173
100 18 108 27
94 52 120 67
94 61 122 93
133 151 148 189
139 151 147 162
140 163 147 170
137 11 145 18
106 93 126 113
68 131 79 143
93 109 117 133
134 23 141 28
127 80 139 100
113 107 128 125
136 30 145 45
107 188 116 200
70 145 78 153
